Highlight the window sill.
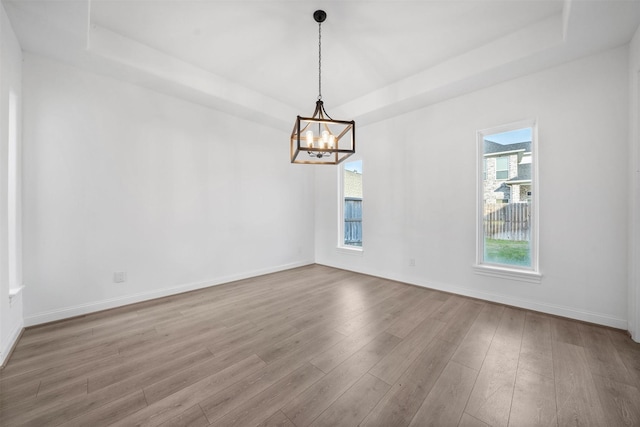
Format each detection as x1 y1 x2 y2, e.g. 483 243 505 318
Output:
336 246 364 256
9 286 24 304
473 264 542 284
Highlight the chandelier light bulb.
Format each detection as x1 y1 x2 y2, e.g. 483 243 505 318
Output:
306 130 314 148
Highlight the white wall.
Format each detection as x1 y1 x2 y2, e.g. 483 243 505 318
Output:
0 1 24 365
629 28 640 341
316 46 630 329
21 54 315 325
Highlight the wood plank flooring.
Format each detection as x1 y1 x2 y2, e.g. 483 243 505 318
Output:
1 264 640 427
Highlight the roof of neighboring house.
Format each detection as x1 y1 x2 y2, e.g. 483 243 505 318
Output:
507 163 532 183
494 182 511 193
484 140 531 155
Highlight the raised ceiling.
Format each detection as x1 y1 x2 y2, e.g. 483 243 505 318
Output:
4 0 640 129
88 0 562 107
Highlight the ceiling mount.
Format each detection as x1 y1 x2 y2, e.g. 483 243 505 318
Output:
313 10 326 24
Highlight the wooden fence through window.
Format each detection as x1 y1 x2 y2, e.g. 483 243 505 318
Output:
344 198 362 246
483 202 530 241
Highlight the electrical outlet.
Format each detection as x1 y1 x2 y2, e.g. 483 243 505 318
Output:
114 272 127 283
409 258 415 267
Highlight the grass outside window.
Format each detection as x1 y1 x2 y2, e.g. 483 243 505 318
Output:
484 239 530 267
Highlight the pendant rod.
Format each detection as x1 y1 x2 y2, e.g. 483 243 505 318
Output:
318 21 322 101
314 10 326 101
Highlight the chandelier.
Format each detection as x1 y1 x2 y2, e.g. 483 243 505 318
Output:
290 10 355 165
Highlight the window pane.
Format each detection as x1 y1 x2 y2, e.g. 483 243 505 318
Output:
343 160 362 247
482 128 532 268
496 157 508 169
496 157 509 180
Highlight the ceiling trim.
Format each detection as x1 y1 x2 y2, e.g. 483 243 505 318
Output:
335 13 565 125
88 23 297 131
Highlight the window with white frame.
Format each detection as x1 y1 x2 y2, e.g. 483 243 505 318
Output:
476 121 540 282
340 160 363 248
8 90 20 294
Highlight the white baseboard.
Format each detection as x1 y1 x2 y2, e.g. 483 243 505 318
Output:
319 263 628 330
1 320 24 367
23 259 628 332
23 260 314 327
415 278 627 330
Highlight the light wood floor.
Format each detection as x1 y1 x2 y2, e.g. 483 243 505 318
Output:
2 265 640 427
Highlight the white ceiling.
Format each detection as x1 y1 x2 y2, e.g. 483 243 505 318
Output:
4 0 640 130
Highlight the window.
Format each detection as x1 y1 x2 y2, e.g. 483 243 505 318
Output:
475 121 540 282
340 160 363 249
8 90 20 295
495 157 509 180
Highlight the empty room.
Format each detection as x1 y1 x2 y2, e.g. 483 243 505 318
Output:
1 0 640 426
